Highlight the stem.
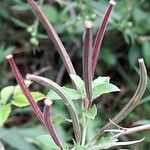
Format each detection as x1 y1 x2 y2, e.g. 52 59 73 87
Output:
6 54 44 124
26 74 81 144
115 124 150 137
90 138 144 150
83 20 93 108
7 55 63 148
92 0 116 77
81 115 87 146
44 99 63 150
27 0 76 75
88 58 147 146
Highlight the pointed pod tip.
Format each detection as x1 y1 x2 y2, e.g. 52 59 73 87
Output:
6 54 13 59
26 73 32 80
138 58 144 63
84 20 93 28
109 0 116 5
44 99 53 106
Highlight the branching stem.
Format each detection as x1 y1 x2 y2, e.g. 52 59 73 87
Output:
88 58 147 146
26 74 81 144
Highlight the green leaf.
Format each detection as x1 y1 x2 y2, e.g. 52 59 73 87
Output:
92 83 120 100
37 135 59 150
93 136 119 149
93 136 144 150
0 45 14 63
0 104 11 127
82 105 97 120
12 92 45 107
12 4 30 11
47 87 82 101
11 17 28 28
74 145 88 150
52 114 72 123
92 76 110 88
98 136 118 144
0 128 38 150
70 74 84 89
142 41 150 67
13 80 32 96
70 74 85 98
41 5 58 23
0 86 14 105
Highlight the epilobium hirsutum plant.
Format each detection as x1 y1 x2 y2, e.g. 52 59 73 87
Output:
5 0 150 149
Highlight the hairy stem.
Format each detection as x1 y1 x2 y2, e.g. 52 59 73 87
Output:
83 20 93 108
26 74 81 144
44 99 63 150
92 0 116 76
81 115 87 146
115 124 150 137
88 58 147 145
27 0 76 75
6 55 44 124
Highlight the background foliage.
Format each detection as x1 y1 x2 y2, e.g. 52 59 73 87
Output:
0 0 150 149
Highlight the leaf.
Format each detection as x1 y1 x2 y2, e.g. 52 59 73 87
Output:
12 92 45 107
12 4 30 11
52 114 72 123
47 87 82 101
11 17 28 28
82 105 97 120
37 135 59 150
92 137 144 150
70 74 85 89
70 74 85 98
92 76 110 88
74 145 88 150
0 86 14 105
0 45 14 63
0 104 11 127
13 80 32 96
41 5 58 23
98 136 118 144
92 83 120 100
142 41 150 67
0 128 38 150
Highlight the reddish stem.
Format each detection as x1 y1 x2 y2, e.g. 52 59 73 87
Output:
27 0 76 76
6 54 44 124
83 20 93 108
6 55 63 149
92 0 116 77
44 99 63 150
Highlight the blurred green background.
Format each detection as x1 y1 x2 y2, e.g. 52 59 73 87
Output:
0 0 150 149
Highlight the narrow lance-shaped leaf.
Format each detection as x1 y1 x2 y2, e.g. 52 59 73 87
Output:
88 58 147 144
92 0 116 76
43 99 63 150
26 0 76 75
26 74 81 144
37 135 59 150
83 20 93 108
